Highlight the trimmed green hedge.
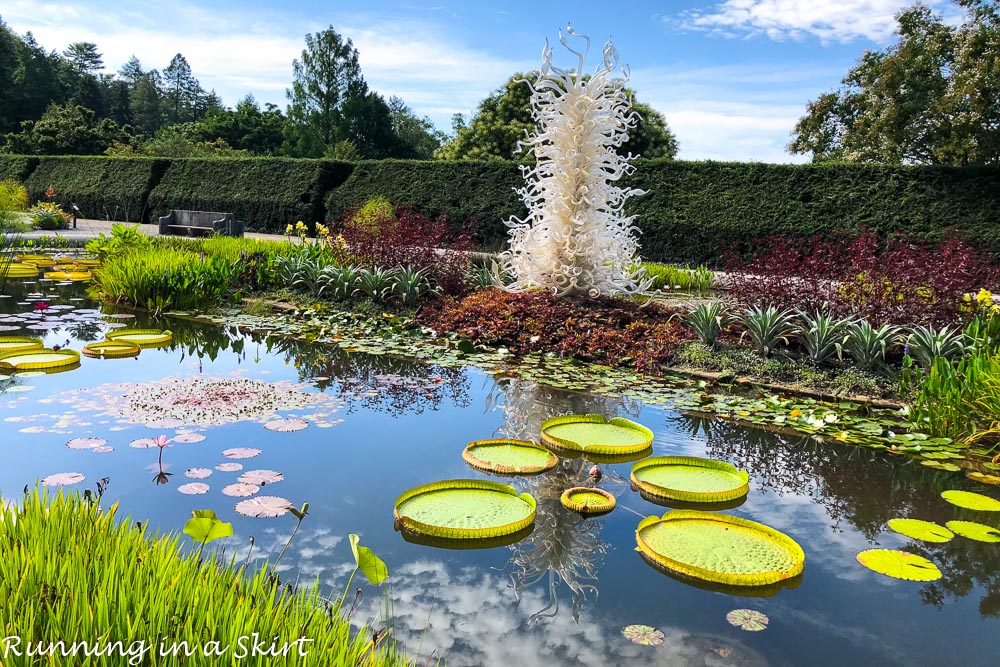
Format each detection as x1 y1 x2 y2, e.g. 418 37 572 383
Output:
325 159 525 249
0 155 39 182
23 157 167 222
625 160 1000 265
148 158 353 233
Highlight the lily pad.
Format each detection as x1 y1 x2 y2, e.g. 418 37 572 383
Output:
177 483 210 495
887 518 954 543
81 340 140 359
462 438 558 475
238 470 284 485
215 462 243 472
222 483 260 497
263 418 309 432
105 328 172 348
856 549 942 581
41 472 84 486
234 495 292 518
726 608 769 631
630 456 749 503
66 437 106 450
129 438 158 449
185 468 213 479
946 520 1000 543
394 479 536 539
0 348 79 370
0 336 43 353
172 433 205 444
636 510 805 587
223 447 262 459
541 414 653 456
941 490 1000 512
622 625 664 646
966 472 1000 486
560 487 616 515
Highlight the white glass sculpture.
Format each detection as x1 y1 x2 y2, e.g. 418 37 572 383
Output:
498 26 651 298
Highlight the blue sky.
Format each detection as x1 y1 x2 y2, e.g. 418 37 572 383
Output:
1 1 964 162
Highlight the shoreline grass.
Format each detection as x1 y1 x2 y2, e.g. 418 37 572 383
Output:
0 489 408 666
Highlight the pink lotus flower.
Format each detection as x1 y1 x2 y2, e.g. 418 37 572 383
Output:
33 302 48 311
156 435 170 448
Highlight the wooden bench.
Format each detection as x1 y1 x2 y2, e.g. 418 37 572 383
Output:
157 210 244 237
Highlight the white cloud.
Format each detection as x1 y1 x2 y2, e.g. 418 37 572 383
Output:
674 0 955 44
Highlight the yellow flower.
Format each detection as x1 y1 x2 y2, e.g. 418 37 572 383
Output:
790 409 803 418
295 221 306 230
285 223 293 235
977 289 993 306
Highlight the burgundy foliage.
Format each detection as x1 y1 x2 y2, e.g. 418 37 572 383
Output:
724 233 996 326
329 206 472 295
419 289 692 372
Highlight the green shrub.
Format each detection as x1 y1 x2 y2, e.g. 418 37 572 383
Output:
0 180 29 212
149 158 353 233
23 156 168 222
28 201 72 230
325 159 524 249
92 247 235 311
0 155 39 182
0 489 406 667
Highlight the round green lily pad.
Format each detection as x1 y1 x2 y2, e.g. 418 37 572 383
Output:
105 328 173 348
394 479 536 539
726 608 769 631
82 340 141 359
635 509 805 587
561 487 616 515
856 549 942 581
887 518 954 543
462 438 558 475
0 337 43 353
630 456 749 503
1 263 39 278
946 520 1000 543
43 270 92 282
966 472 1000 486
941 490 1000 512
541 414 653 456
398 524 534 550
0 348 80 371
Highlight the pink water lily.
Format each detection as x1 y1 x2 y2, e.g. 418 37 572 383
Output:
156 435 170 448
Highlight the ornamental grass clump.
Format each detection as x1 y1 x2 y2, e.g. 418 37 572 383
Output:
0 489 407 667
843 320 900 370
739 306 798 357
797 309 852 365
685 302 735 347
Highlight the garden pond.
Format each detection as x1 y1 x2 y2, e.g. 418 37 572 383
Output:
0 276 998 667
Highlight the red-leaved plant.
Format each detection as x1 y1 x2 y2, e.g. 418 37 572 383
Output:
724 233 995 326
329 205 472 295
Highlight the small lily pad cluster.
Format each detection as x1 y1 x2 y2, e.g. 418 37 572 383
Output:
857 489 1000 581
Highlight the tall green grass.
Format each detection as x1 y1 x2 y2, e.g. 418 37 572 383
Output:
0 490 407 666
912 352 1000 447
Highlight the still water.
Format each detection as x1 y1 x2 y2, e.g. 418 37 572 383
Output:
0 277 997 667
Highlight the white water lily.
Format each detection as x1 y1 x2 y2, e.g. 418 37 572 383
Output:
499 26 651 298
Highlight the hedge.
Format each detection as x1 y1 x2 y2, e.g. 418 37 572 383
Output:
23 156 167 222
625 160 1000 265
148 158 354 233
0 155 38 183
325 159 525 249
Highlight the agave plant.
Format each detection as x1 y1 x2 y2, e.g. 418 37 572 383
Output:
844 320 900 369
739 306 798 357
354 267 396 301
906 324 970 368
391 266 436 306
797 309 853 365
684 302 734 346
317 265 360 300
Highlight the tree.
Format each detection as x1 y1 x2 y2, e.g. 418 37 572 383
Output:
388 96 447 159
285 26 366 156
789 0 1000 165
3 103 132 154
63 42 103 74
118 55 144 86
162 53 204 124
130 71 163 135
436 72 679 160
196 94 285 154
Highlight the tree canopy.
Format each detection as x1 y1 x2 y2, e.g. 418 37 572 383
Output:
788 0 1000 165
436 72 679 160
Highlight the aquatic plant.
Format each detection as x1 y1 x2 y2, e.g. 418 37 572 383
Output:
499 27 650 297
560 487 616 515
462 438 559 475
0 490 407 666
630 456 749 503
886 518 954 542
393 479 536 539
183 508 233 561
541 414 653 457
856 549 942 581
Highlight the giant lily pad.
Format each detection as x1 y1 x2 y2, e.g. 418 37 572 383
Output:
81 340 140 359
561 487 616 515
636 510 805 587
0 348 79 371
856 549 942 581
541 414 653 456
105 328 173 348
462 438 558 475
946 520 1000 543
941 490 1000 512
0 337 43 353
43 270 92 282
394 479 536 539
887 518 954 543
1 263 39 278
630 456 749 503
